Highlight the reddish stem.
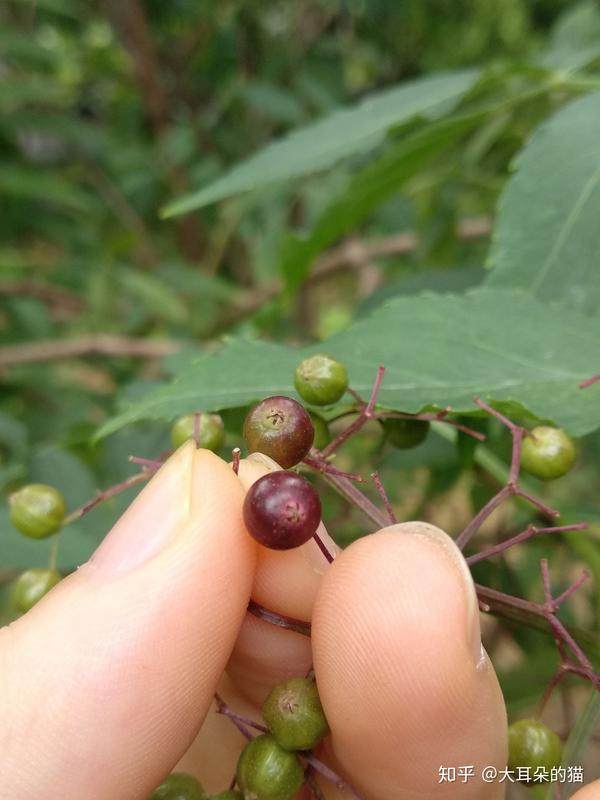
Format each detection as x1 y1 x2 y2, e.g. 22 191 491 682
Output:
579 373 600 389
214 693 267 736
455 485 511 550
554 570 590 606
312 531 335 564
466 523 587 566
321 367 385 458
370 471 397 524
303 455 364 482
247 599 311 637
63 470 152 524
301 754 365 800
321 473 388 529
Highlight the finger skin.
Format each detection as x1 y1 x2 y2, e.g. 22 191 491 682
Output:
572 782 600 799
0 445 255 800
312 525 507 800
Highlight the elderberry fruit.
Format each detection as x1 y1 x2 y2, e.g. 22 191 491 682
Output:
14 568 62 613
9 483 66 539
235 734 304 800
148 772 205 800
294 354 348 406
171 412 225 452
243 396 314 469
507 719 562 782
262 676 329 751
209 793 243 800
381 417 430 449
243 471 321 550
520 426 576 481
309 412 331 450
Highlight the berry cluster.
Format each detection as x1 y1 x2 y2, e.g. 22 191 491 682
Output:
4 352 592 797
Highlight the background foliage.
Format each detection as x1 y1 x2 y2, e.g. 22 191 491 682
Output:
2 1 600 793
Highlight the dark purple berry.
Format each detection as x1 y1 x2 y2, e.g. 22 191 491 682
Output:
243 471 321 550
243 396 314 468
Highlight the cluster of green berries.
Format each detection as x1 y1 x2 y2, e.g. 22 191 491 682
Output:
148 677 329 800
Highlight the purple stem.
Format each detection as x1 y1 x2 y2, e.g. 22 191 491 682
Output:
193 412 201 446
514 487 559 519
129 455 165 469
370 471 397 524
466 523 587 566
303 456 364 482
321 473 388 529
63 470 152 524
312 531 334 564
321 367 385 458
375 409 486 441
554 569 590 606
301 754 365 800
455 485 511 550
214 693 267 736
247 599 311 637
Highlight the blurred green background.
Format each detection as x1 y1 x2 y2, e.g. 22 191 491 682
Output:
2 2 600 793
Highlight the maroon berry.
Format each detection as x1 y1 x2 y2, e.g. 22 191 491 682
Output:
243 471 321 550
243 396 314 469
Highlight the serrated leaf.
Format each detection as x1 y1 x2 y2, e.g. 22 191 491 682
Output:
161 69 478 217
96 288 600 440
486 92 600 312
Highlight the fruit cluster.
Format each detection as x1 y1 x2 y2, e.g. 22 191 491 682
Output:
148 677 328 800
4 352 584 797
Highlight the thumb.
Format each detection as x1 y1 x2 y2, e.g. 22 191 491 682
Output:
0 442 256 800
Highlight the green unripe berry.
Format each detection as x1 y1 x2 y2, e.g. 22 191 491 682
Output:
171 413 225 452
520 426 576 480
309 412 331 450
508 719 562 782
294 354 348 406
236 734 304 800
381 417 430 449
14 568 62 612
149 772 205 800
262 677 329 751
9 483 67 539
209 793 243 800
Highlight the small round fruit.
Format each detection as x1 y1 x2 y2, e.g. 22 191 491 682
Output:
294 354 348 406
9 483 67 539
381 417 430 449
243 396 314 469
171 412 225 452
309 412 331 450
508 719 562 782
149 772 205 800
262 677 329 751
14 568 62 613
236 734 304 800
209 793 243 800
243 471 321 550
520 426 576 480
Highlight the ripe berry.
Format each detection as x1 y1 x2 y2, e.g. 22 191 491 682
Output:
9 483 66 539
309 412 331 450
14 568 62 613
508 719 562 782
171 412 225 452
235 734 304 800
294 354 348 406
148 772 205 800
262 677 329 751
381 417 430 449
243 396 314 469
243 471 321 550
520 426 576 480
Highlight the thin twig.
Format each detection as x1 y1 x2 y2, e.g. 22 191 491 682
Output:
247 599 311 637
0 335 178 368
370 472 397 524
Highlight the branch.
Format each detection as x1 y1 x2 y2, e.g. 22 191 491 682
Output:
0 280 86 318
0 335 179 368
206 218 491 334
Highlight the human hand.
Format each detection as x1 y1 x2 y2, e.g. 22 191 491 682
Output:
1 443 596 799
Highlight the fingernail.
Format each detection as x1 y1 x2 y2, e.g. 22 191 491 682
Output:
386 521 483 667
88 441 196 576
245 452 282 471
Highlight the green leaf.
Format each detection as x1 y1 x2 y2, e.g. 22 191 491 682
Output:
161 69 478 217
96 288 600 440
280 108 488 292
486 92 600 312
541 0 600 73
